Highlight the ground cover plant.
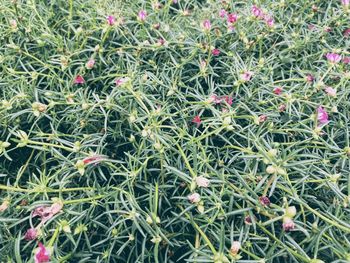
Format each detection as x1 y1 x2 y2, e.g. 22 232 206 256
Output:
1 0 350 262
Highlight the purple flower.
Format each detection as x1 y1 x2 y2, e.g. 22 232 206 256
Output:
342 0 349 7
317 106 329 125
326 53 342 63
251 5 264 18
219 9 227 18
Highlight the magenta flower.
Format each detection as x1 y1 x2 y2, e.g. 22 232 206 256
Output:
74 75 85 84
219 9 227 18
227 13 238 24
273 87 283 95
34 243 50 263
326 53 342 63
325 87 336 97
106 15 115 26
259 196 270 206
202 19 211 31
85 59 95 69
342 0 349 7
343 57 350 64
240 71 253 82
24 228 38 241
317 106 329 125
212 48 220 56
343 28 350 37
282 217 295 231
192 115 202 127
138 10 147 22
251 5 264 18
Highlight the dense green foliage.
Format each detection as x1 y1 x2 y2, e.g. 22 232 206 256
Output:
1 0 350 262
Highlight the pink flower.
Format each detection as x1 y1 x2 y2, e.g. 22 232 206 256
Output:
157 38 166 46
264 16 274 27
282 217 295 231
343 28 350 37
251 5 264 18
343 57 350 64
0 200 9 212
326 53 342 63
230 241 241 256
273 87 283 95
106 15 115 26
208 94 221 104
227 25 235 31
227 13 238 24
192 115 202 127
325 87 336 97
24 228 38 241
202 19 211 31
83 154 107 165
342 0 349 7
212 48 220 56
224 95 233 106
115 77 130 86
10 19 17 30
74 75 85 84
279 104 286 112
258 115 267 123
188 193 201 203
85 59 95 69
195 176 210 188
240 71 253 82
306 74 314 83
317 106 329 125
138 10 147 22
219 9 227 18
34 243 50 263
32 201 63 225
259 196 270 206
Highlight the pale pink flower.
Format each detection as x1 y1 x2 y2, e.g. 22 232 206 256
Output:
209 94 222 104
279 104 286 112
85 59 95 69
306 74 314 83
343 28 350 37
258 115 267 123
202 19 211 31
32 201 63 225
227 13 238 24
0 200 9 212
24 228 38 241
317 106 329 125
219 9 227 18
34 243 50 263
230 241 241 256
195 176 210 188
342 0 349 7
325 87 336 97
138 10 147 22
326 53 342 63
251 5 264 18
83 154 107 165
188 193 201 203
282 217 295 231
10 19 17 30
264 16 274 27
240 71 253 82
115 77 130 86
106 15 115 26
